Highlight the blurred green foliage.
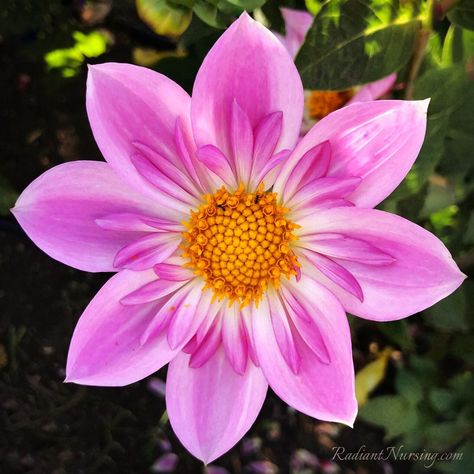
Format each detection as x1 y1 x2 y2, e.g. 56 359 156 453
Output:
1 0 474 473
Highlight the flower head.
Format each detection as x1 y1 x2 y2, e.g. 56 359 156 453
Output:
12 12 464 464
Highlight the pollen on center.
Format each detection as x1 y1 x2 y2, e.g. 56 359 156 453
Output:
181 183 300 307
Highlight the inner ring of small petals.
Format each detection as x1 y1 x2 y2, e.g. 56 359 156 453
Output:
182 183 300 307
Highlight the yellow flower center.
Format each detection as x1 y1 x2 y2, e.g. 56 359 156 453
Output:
307 89 354 120
182 184 300 307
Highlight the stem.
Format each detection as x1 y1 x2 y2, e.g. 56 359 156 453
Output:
405 28 431 99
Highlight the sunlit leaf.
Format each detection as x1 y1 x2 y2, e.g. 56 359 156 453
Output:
305 0 322 16
355 347 392 406
296 0 421 89
44 30 109 77
442 25 474 64
136 0 193 37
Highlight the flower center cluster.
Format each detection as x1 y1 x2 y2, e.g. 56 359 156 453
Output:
182 184 300 306
307 90 354 120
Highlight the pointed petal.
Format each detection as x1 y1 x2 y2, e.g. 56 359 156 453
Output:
113 232 180 270
153 263 195 281
279 8 313 58
252 280 357 425
301 250 364 302
95 212 182 233
166 348 267 463
196 145 236 188
348 73 397 104
298 207 466 320
190 314 223 368
191 13 303 185
278 141 331 202
86 63 193 205
11 161 166 272
267 289 301 374
120 278 188 305
288 177 361 210
252 111 283 177
221 305 248 375
275 100 429 208
301 233 395 266
231 100 254 184
66 270 180 386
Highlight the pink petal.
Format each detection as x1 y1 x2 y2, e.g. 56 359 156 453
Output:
267 289 301 374
130 153 198 211
279 8 314 59
65 270 181 386
95 212 181 233
12 161 166 272
252 112 283 176
141 280 205 346
302 233 395 266
348 73 397 104
221 305 248 375
113 232 180 270
299 249 364 302
252 278 357 425
190 314 223 368
288 177 361 210
154 263 195 281
196 145 236 188
279 283 331 364
86 63 194 205
231 100 254 185
275 100 429 208
281 141 331 202
298 207 466 320
166 348 268 463
166 282 208 350
120 278 188 305
132 141 202 198
191 12 303 187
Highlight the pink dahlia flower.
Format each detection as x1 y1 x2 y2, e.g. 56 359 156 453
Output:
274 7 397 127
13 12 464 464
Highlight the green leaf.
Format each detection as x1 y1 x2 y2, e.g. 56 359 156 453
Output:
358 395 419 439
305 0 322 16
442 25 474 65
295 0 421 90
192 0 228 28
425 286 468 332
395 369 424 405
136 0 193 37
429 388 457 413
225 0 266 11
377 319 413 351
452 440 474 474
448 0 474 31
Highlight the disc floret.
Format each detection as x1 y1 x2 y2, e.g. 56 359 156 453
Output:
182 183 300 306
